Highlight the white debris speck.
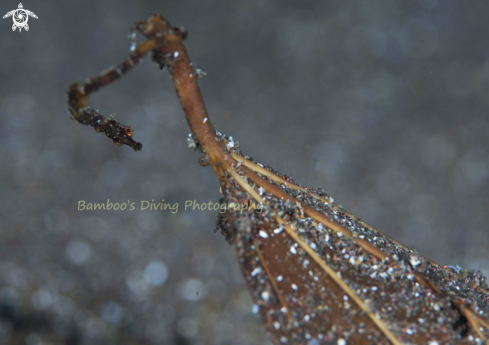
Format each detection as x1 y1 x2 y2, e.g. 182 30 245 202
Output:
173 51 179 58
337 232 343 237
337 339 345 345
290 246 297 255
324 234 330 242
409 255 421 267
187 136 197 149
195 67 207 78
343 295 348 301
227 141 234 149
274 226 283 234
203 117 208 123
280 307 287 314
291 284 298 291
277 275 283 282
259 230 268 239
251 267 262 277
252 304 259 314
261 291 269 301
257 163 264 167
329 196 334 203
274 322 280 330
428 342 439 345
258 187 265 195
304 314 310 322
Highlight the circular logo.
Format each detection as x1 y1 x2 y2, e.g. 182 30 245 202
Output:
13 9 28 28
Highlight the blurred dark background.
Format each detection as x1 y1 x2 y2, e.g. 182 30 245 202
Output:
0 0 488 344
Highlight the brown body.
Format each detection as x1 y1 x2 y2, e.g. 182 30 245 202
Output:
68 14 489 345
